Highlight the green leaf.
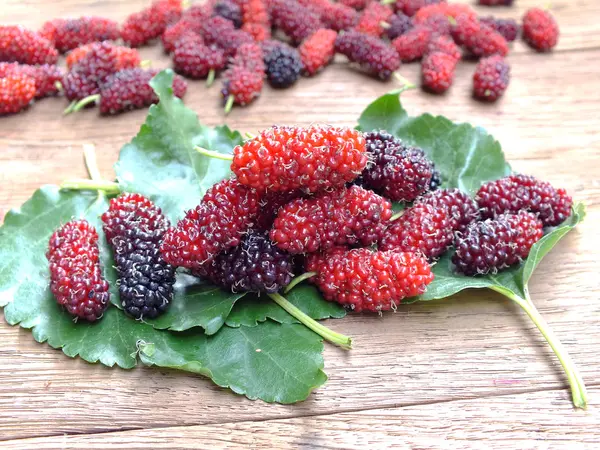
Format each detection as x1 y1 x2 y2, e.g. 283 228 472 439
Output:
140 322 328 404
146 273 246 335
0 186 326 402
521 202 586 285
114 70 243 222
357 91 512 195
0 186 152 368
411 203 586 303
226 285 346 327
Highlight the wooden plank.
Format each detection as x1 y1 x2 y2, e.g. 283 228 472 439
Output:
1 229 599 440
1 0 599 443
2 387 599 449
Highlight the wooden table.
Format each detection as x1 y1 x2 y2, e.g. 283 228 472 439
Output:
1 0 599 447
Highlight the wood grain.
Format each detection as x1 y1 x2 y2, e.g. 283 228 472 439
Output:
2 387 599 449
1 0 600 446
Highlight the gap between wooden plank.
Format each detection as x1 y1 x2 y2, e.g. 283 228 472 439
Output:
2 382 598 444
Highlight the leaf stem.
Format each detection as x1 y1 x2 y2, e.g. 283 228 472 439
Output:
83 144 102 181
284 272 317 294
206 69 215 87
500 288 588 409
194 146 234 161
61 178 121 195
268 293 352 350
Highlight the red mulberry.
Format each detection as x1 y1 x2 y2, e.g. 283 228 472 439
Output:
202 17 254 58
270 185 392 254
385 13 413 40
0 26 58 65
416 189 479 233
452 16 508 58
522 8 559 52
93 68 187 115
479 16 519 43
121 0 182 47
361 131 438 202
354 2 393 37
173 37 226 79
421 51 458 94
47 220 110 322
299 29 337 76
269 0 323 44
379 203 453 260
232 125 368 193
66 42 140 71
476 174 573 226
0 62 63 99
308 248 434 312
39 17 119 53
0 73 36 115
392 25 432 62
161 19 203 53
63 41 140 101
160 178 262 273
322 3 359 31
453 211 543 276
335 30 401 80
473 54 510 102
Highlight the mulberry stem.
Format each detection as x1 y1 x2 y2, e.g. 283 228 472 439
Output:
268 293 352 350
61 178 121 195
63 100 77 115
70 94 101 113
284 271 317 293
393 73 416 90
224 94 235 114
390 210 405 222
206 69 216 87
493 286 588 409
195 146 234 161
83 144 102 181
